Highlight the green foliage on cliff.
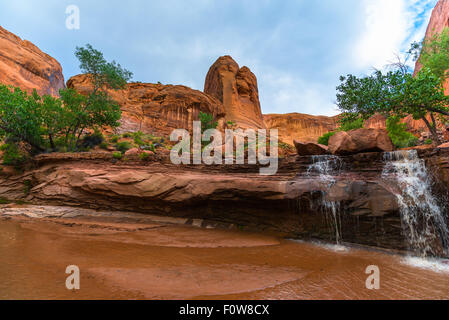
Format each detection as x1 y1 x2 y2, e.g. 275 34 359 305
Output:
318 132 336 146
317 117 364 146
415 27 449 83
199 112 218 133
386 116 418 149
0 44 132 158
0 142 28 166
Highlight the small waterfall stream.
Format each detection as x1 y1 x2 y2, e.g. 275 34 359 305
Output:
306 155 344 244
382 150 449 257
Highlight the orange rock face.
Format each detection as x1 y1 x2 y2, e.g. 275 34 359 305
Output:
414 0 449 76
264 113 338 145
67 74 225 136
0 26 64 96
205 56 265 129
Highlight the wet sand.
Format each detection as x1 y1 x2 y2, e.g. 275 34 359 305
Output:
1 214 449 300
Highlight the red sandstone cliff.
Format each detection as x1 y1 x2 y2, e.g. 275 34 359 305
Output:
0 26 64 96
67 74 225 135
205 56 266 129
264 113 338 145
414 0 449 76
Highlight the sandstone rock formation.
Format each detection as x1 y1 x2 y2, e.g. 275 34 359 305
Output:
264 113 338 145
414 0 449 82
67 74 225 135
205 56 265 129
0 26 64 96
294 140 329 156
2 150 441 252
329 129 394 155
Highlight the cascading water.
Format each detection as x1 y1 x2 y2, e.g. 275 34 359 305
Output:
382 150 449 257
306 155 343 244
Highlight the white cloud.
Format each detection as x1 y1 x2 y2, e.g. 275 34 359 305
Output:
355 0 436 70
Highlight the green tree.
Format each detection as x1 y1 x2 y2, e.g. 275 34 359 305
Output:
0 44 132 157
0 86 44 153
336 68 449 144
62 44 132 151
199 112 218 133
386 116 418 148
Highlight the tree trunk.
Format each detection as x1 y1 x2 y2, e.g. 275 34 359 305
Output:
422 116 441 145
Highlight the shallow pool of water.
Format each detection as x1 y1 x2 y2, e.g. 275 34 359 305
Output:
1 217 448 300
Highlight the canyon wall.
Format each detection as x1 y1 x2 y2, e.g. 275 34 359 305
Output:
67 74 225 135
0 26 64 96
414 0 449 77
264 113 339 145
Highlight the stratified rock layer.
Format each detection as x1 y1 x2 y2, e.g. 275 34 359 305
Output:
0 26 64 96
205 56 265 129
264 113 339 145
3 149 449 253
67 74 225 135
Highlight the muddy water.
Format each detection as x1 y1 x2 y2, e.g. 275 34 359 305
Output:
1 217 449 300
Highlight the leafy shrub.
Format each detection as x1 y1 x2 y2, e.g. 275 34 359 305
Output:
0 143 28 166
339 118 364 132
115 141 132 153
199 112 218 132
109 135 119 143
139 152 150 161
99 142 109 150
425 139 433 145
318 132 337 146
134 136 145 146
113 151 122 160
386 116 418 148
122 133 132 138
81 131 104 149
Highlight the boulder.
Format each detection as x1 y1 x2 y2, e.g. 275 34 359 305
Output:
204 56 265 129
438 142 449 149
0 26 65 96
124 148 140 157
293 140 329 156
329 129 394 155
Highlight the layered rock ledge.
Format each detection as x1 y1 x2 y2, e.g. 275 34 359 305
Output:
2 148 449 253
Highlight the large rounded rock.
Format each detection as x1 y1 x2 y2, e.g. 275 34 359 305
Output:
329 129 394 155
293 140 329 156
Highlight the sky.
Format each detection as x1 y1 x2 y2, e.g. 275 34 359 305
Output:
0 0 439 116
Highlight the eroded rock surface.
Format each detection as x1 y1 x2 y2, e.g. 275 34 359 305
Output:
264 113 338 145
3 150 446 252
205 56 265 129
67 74 225 135
0 26 64 96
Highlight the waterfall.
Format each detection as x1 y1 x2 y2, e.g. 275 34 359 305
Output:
306 155 343 244
382 150 449 257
